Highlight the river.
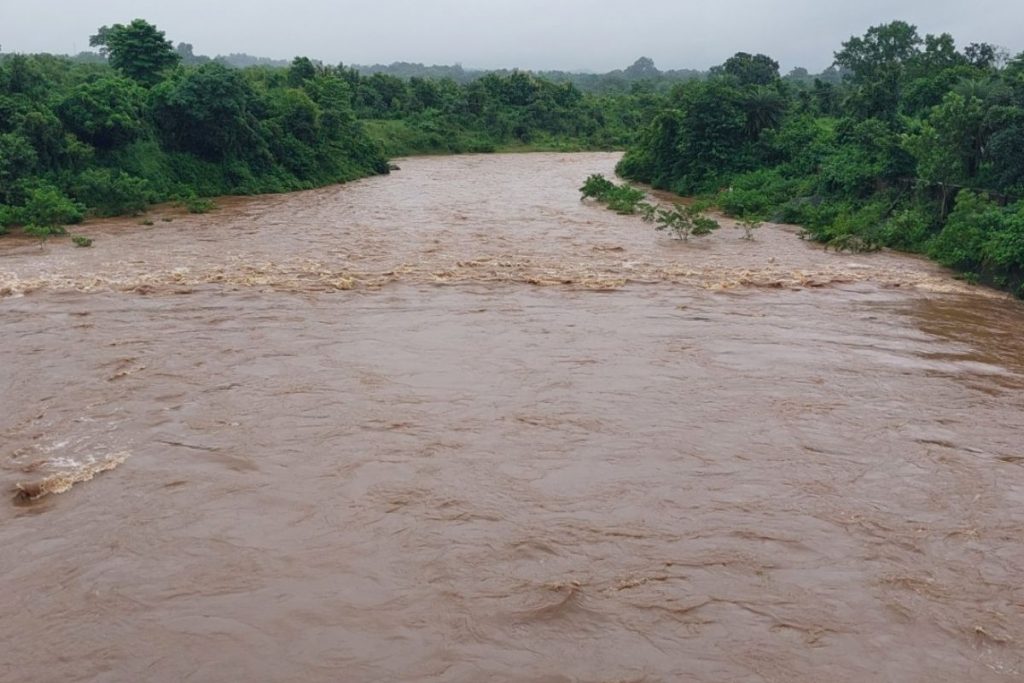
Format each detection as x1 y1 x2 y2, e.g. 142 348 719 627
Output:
1 153 1023 682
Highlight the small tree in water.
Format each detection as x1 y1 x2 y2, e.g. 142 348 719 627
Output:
579 173 646 214
737 217 762 240
652 203 720 241
580 174 615 200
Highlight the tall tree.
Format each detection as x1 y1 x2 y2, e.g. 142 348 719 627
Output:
90 19 180 85
717 52 780 86
834 21 923 118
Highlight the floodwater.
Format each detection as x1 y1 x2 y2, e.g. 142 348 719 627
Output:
1 153 1023 682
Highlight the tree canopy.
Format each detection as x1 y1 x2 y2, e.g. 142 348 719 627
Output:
90 19 180 85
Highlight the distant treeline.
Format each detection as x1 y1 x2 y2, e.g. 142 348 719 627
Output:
617 23 1024 296
352 57 707 94
45 43 848 94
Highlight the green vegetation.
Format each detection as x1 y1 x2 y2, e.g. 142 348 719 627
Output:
737 217 762 240
0 20 389 235
646 203 721 241
352 71 646 156
352 56 703 94
181 195 216 214
72 235 93 247
617 21 1024 296
7 17 1023 297
580 173 720 240
580 174 646 214
0 19 657 234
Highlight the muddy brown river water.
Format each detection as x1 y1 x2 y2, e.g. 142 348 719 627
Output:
2 153 1023 682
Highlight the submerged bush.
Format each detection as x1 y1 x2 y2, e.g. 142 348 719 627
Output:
579 173 647 214
580 174 616 200
647 202 721 241
23 224 68 247
181 195 217 214
737 217 763 240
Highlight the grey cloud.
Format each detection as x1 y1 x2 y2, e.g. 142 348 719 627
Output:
2 0 1021 72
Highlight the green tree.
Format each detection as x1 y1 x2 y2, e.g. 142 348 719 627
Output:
0 133 38 203
90 20 180 85
835 21 922 118
904 91 988 217
150 63 266 161
57 76 146 149
742 86 786 138
287 57 317 87
718 52 780 86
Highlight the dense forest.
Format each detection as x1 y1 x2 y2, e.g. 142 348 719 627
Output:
618 22 1024 296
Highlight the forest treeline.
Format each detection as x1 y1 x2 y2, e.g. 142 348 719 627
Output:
0 19 649 234
617 22 1024 296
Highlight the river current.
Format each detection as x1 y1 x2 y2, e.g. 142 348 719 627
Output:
1 153 1023 682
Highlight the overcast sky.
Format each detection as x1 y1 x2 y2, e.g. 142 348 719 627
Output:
1 0 1021 72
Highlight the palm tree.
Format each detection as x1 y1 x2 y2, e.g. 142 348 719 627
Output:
742 86 786 139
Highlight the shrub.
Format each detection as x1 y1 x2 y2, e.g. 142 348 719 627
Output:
605 185 647 214
579 174 647 214
928 191 1000 273
181 195 217 214
652 203 721 241
878 206 934 251
23 224 68 244
737 217 763 240
72 235 93 247
0 204 11 235
580 174 616 200
980 206 1024 274
19 186 84 228
718 187 774 217
73 168 152 216
716 169 788 217
825 234 883 253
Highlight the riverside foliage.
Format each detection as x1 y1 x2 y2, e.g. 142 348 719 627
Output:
0 20 388 233
616 21 1024 296
580 173 720 239
0 20 651 235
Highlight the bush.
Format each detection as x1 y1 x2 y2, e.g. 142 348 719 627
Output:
23 224 68 239
72 235 93 247
73 168 152 216
775 196 824 225
716 168 794 218
878 206 934 251
19 186 84 228
980 205 1024 274
928 192 1000 273
737 217 763 240
182 195 216 214
580 174 616 200
648 203 721 241
579 174 646 214
605 185 647 214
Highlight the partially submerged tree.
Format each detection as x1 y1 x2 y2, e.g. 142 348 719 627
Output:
649 203 720 241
